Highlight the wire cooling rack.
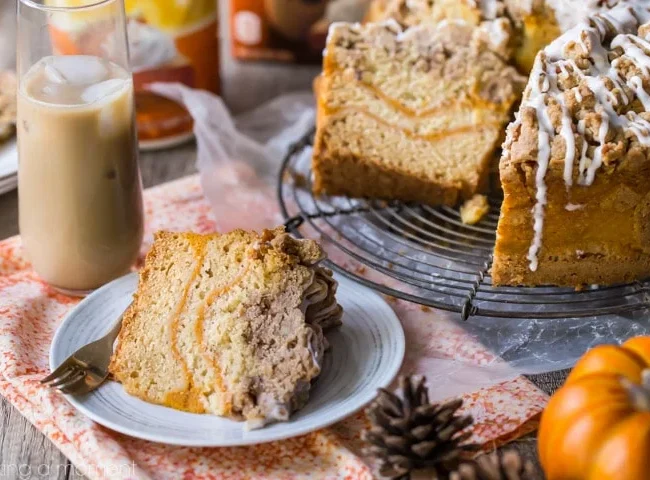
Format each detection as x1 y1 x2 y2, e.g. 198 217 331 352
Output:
277 130 650 320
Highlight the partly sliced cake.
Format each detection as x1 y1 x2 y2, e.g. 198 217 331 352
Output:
492 7 650 286
312 21 525 207
109 228 343 428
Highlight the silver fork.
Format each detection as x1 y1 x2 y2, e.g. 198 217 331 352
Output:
41 307 127 395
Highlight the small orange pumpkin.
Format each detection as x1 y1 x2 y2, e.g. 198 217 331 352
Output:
538 336 650 480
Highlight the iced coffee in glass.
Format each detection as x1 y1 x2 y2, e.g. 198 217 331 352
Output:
17 0 143 295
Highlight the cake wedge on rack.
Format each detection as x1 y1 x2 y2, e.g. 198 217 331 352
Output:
312 20 525 207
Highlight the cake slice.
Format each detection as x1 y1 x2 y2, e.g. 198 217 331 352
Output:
312 20 525 207
492 7 650 286
109 228 343 428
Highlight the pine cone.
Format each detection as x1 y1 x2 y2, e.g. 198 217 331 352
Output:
363 375 475 480
449 450 536 480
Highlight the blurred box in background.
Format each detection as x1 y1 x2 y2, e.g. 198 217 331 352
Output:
229 0 368 63
123 0 220 148
1 0 377 127
221 0 369 113
44 0 220 149
0 1 17 71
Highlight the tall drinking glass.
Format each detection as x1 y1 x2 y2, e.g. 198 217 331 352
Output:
17 0 144 295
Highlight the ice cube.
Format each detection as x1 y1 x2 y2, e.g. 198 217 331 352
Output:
98 102 116 138
46 56 109 86
81 78 125 104
43 63 66 84
40 83 60 98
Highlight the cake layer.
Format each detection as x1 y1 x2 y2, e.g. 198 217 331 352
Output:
110 228 342 427
320 87 509 134
493 159 650 286
313 111 501 204
313 21 524 207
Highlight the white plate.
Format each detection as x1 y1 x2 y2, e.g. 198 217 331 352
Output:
139 131 194 151
50 272 405 446
0 173 17 195
0 137 17 192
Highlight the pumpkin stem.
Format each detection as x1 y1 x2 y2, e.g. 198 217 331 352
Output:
622 369 650 412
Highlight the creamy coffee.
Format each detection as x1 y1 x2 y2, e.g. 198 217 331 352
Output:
18 55 144 293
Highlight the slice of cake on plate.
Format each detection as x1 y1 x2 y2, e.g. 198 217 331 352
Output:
492 7 650 287
109 228 342 428
312 20 525 207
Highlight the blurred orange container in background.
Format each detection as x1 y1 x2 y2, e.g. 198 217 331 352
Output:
47 0 220 149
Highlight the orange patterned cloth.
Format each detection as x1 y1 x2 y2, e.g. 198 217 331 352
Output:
0 175 547 479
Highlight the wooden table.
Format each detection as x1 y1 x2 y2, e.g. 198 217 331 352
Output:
0 140 569 478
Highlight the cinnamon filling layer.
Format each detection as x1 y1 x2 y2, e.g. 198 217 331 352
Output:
247 258 342 429
319 105 502 142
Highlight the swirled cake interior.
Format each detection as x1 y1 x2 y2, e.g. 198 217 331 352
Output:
312 20 525 207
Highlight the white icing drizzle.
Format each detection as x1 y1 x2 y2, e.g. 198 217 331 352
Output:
577 120 589 173
480 18 510 52
528 125 549 272
544 0 650 32
574 88 583 102
628 113 650 146
544 1 608 32
630 76 650 109
512 5 650 271
585 112 609 185
560 100 576 186
612 35 650 76
477 0 499 20
566 203 585 211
